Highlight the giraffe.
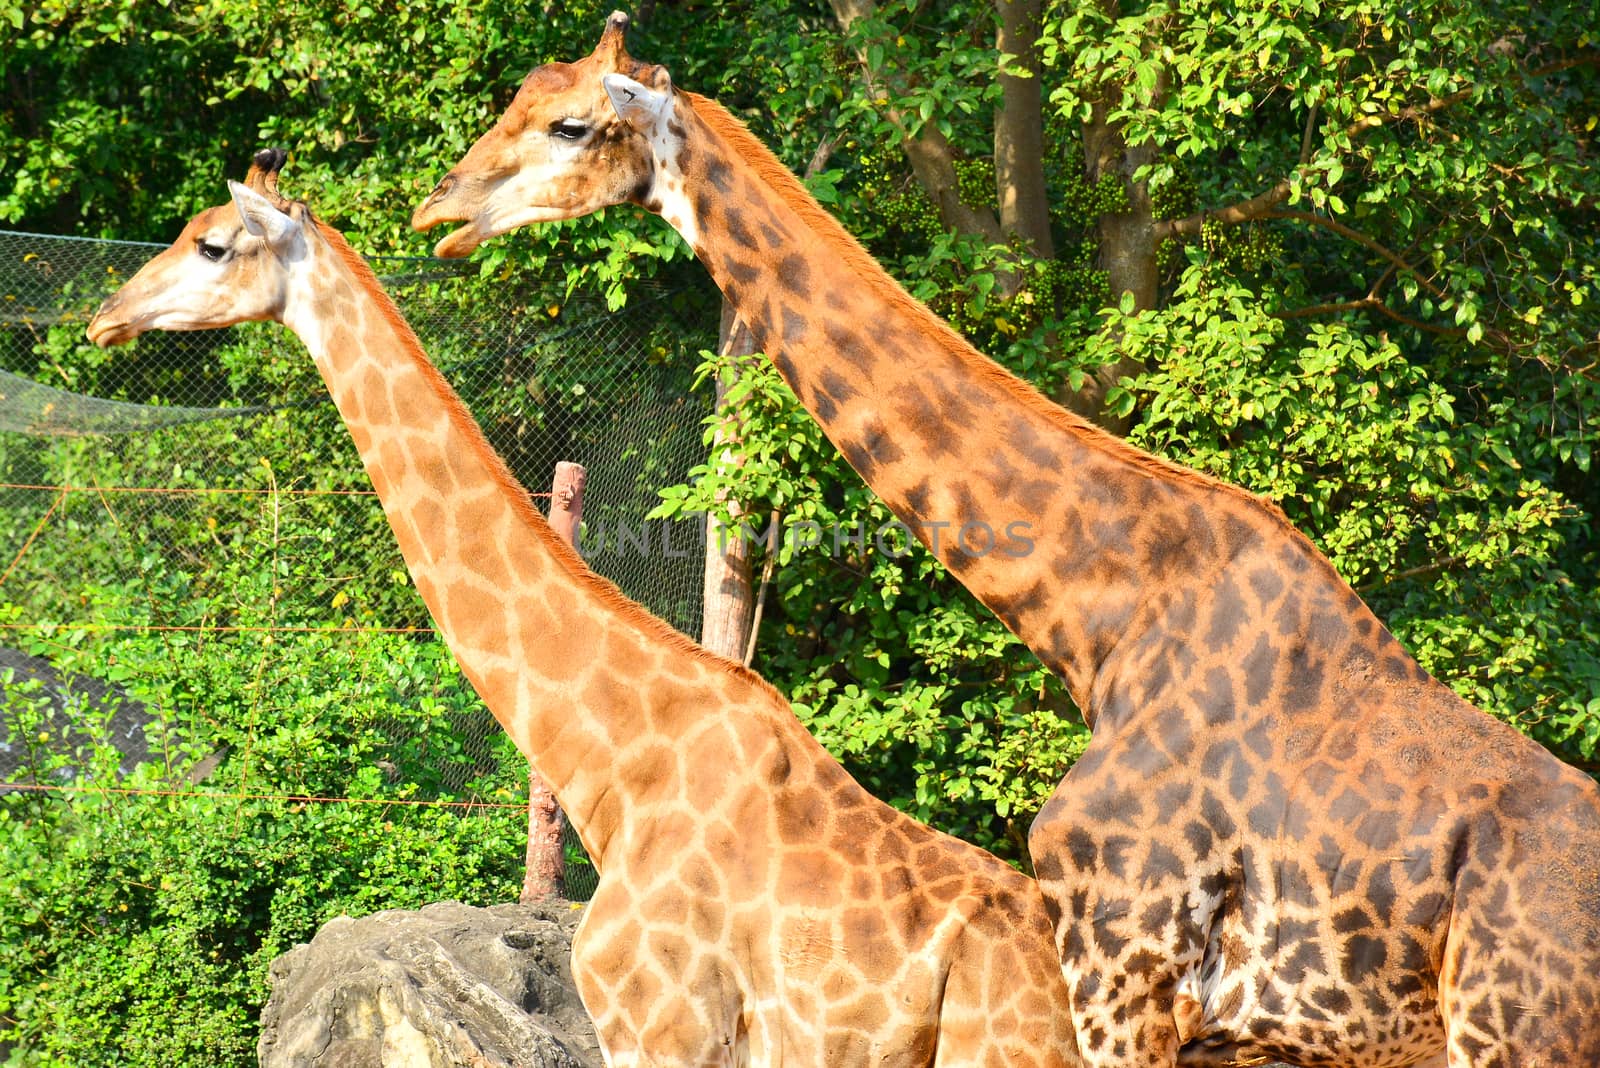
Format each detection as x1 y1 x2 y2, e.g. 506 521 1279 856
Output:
87 149 1082 1068
410 16 1600 1068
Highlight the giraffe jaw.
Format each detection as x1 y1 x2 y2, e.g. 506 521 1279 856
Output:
422 201 582 259
431 222 489 259
88 309 247 348
87 302 170 347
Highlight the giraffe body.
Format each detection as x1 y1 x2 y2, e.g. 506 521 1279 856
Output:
413 18 1600 1067
88 152 1082 1068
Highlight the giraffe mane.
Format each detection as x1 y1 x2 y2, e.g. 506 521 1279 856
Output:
312 216 791 702
680 91 1333 558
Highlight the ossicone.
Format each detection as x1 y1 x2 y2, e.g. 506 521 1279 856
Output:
244 147 292 207
595 11 632 63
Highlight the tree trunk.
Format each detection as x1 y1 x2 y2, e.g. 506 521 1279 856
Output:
1061 96 1159 434
994 0 1054 257
1084 110 1159 313
1050 0 1168 433
698 305 759 661
830 0 1159 433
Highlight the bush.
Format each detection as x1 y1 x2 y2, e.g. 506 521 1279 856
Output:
0 631 527 1065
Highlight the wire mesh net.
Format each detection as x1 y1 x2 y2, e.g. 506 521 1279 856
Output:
0 229 719 901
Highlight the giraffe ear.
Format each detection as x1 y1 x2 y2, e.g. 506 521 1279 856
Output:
634 63 673 94
227 180 299 248
602 72 672 133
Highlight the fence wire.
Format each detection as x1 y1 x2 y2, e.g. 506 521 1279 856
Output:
0 229 720 900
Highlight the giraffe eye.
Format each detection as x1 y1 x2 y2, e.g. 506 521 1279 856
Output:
550 118 589 141
197 239 228 262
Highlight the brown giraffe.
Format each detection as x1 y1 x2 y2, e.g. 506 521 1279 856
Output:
411 16 1600 1068
88 150 1082 1068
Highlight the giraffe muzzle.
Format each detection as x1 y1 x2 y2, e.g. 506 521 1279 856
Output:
86 294 130 347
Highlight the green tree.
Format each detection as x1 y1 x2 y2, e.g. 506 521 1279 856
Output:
1040 0 1600 760
2 0 686 293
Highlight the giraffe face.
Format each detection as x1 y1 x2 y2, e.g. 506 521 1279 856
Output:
411 13 668 257
88 183 302 346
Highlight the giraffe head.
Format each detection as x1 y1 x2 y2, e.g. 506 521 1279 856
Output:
87 149 311 346
410 11 670 257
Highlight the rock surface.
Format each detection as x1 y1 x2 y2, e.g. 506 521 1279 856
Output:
258 899 600 1068
0 645 153 785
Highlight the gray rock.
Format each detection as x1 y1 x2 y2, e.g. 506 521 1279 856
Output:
0 646 153 785
258 899 601 1068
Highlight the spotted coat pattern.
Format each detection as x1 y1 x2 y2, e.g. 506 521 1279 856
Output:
89 153 1083 1068
415 18 1600 1068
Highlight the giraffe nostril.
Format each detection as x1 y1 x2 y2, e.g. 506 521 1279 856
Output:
429 175 457 203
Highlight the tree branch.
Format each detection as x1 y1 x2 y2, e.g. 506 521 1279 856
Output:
743 510 781 668
1154 88 1475 240
1154 183 1295 239
1355 555 1463 595
1366 299 1481 340
1262 209 1448 301
1266 220 1518 350
1298 103 1320 166
1274 295 1471 339
1527 52 1600 78
1275 297 1381 320
805 133 841 180
1346 87 1474 138
828 0 1007 246
1274 261 1395 319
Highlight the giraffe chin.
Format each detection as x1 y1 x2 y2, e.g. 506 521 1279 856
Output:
86 316 139 348
432 224 486 259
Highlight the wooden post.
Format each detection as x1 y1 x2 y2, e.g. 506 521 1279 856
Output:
520 460 586 903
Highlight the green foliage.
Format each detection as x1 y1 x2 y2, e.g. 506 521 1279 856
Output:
0 620 526 1064
1036 0 1600 765
1039 0 1600 360
0 0 703 303
0 468 527 1063
2 784 521 1065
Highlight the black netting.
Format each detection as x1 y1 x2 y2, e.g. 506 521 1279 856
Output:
0 229 719 901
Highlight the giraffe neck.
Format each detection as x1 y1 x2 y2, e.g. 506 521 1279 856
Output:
278 223 793 862
656 93 1385 719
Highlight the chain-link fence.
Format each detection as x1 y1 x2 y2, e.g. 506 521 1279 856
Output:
0 229 719 901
